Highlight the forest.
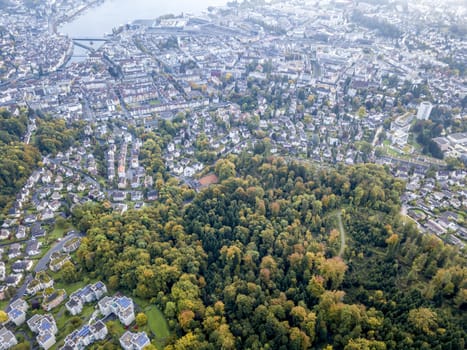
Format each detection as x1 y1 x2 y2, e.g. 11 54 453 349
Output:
0 109 41 216
0 108 84 217
73 155 466 350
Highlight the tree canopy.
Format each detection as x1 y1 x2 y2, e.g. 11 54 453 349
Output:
74 155 466 349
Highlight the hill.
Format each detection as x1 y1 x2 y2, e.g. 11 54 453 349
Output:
74 155 466 349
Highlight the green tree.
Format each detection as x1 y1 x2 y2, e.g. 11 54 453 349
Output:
136 312 148 327
215 159 236 181
60 261 80 283
344 338 386 350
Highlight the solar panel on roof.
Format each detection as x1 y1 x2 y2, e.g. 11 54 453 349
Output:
9 309 23 318
77 325 90 337
40 332 51 341
117 297 131 308
40 320 52 331
136 333 150 346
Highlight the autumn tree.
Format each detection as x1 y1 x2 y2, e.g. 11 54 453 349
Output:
136 312 148 327
408 307 438 336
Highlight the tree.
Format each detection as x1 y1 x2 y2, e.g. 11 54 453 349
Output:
11 343 31 350
178 310 195 331
143 345 157 350
60 261 80 283
0 310 8 323
408 308 438 336
344 338 386 350
357 106 367 118
73 155 467 350
136 312 148 327
319 257 348 289
215 159 236 181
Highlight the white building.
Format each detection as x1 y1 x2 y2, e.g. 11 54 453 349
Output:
0 327 17 350
7 298 28 325
61 320 108 349
66 281 107 316
27 314 58 350
120 331 151 350
98 295 135 326
416 101 433 120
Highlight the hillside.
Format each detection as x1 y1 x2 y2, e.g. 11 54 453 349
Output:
74 155 466 350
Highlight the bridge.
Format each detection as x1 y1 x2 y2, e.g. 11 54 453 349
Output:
72 37 109 42
73 41 95 52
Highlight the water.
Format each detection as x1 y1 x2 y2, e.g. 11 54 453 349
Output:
59 0 230 38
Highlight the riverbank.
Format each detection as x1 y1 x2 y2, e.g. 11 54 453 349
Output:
55 0 104 33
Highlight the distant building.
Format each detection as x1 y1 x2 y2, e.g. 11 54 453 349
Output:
416 101 433 120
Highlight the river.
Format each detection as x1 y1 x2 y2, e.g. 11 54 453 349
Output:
59 0 230 63
59 0 230 38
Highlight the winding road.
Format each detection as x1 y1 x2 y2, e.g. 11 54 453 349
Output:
9 231 83 304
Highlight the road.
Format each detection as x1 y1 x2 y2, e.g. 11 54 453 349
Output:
48 157 102 191
35 232 83 273
9 232 83 304
336 212 346 258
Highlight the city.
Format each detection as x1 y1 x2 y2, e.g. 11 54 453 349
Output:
0 0 466 349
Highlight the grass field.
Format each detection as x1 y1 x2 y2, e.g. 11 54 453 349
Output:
146 305 170 338
131 297 171 349
52 277 90 296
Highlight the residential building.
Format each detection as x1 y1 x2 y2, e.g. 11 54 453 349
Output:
62 237 81 253
49 252 71 272
120 331 151 350
7 298 28 326
98 295 135 326
61 320 108 350
42 289 67 311
416 101 433 120
0 262 5 281
27 314 58 350
0 327 17 350
26 272 54 295
66 282 107 316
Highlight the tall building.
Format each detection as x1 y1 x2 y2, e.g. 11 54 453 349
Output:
416 101 433 120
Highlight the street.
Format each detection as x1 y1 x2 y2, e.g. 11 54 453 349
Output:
9 231 83 304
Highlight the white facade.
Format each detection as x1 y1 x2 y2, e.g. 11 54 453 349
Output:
416 101 433 120
0 327 18 350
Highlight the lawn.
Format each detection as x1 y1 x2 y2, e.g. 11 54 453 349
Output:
48 225 69 242
146 305 170 338
0 299 9 310
124 297 171 349
53 278 90 297
145 305 170 349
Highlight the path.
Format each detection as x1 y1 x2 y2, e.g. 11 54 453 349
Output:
336 212 346 258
